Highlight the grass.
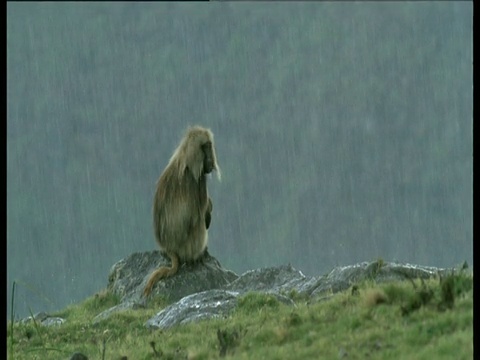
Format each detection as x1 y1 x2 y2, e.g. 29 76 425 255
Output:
7 271 473 360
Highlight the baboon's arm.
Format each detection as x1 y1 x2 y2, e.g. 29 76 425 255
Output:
205 197 213 229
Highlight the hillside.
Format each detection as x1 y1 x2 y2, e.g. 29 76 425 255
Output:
8 269 473 360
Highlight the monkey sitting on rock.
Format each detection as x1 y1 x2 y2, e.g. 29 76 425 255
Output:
143 126 221 297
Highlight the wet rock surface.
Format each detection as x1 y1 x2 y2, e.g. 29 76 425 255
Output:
145 289 296 330
20 311 66 327
145 289 240 330
140 259 453 329
21 252 457 331
308 261 452 298
107 249 239 303
225 264 309 295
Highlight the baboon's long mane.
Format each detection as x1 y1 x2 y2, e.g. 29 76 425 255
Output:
167 126 220 181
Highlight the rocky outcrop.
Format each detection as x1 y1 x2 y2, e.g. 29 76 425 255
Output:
20 311 65 327
22 250 459 331
106 249 238 303
144 260 454 329
92 249 238 324
145 289 240 329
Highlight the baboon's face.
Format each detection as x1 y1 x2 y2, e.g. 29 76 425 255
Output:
202 141 215 174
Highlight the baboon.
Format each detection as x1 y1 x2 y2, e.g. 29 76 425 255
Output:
143 126 221 297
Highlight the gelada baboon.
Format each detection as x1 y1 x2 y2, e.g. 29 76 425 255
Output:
143 126 221 297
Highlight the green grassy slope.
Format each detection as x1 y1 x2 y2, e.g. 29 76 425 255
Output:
7 272 473 360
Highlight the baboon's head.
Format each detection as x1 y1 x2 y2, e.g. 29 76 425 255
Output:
202 141 216 174
172 126 221 181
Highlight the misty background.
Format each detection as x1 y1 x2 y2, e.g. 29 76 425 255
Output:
7 2 472 319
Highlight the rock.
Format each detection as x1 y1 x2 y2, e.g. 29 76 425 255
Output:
20 312 65 327
145 289 240 330
20 311 49 324
107 249 239 303
143 264 312 329
145 289 296 330
96 250 238 322
17 253 460 331
225 264 309 295
41 317 65 326
310 260 451 298
102 256 454 327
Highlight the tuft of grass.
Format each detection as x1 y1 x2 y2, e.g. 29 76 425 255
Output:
438 270 472 310
365 258 386 278
237 292 280 312
363 289 388 307
82 289 121 313
217 328 242 357
382 282 412 303
7 273 473 360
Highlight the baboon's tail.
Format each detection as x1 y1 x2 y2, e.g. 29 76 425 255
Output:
143 252 179 297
